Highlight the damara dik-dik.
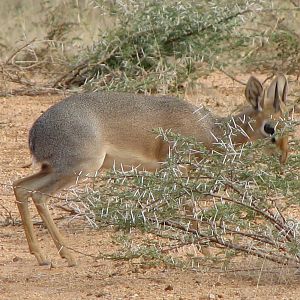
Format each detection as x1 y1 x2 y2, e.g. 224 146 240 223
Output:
13 75 288 266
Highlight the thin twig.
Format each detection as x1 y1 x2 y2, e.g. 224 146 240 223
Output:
55 204 77 215
262 73 275 85
5 38 36 64
156 219 299 265
217 68 246 85
0 87 65 97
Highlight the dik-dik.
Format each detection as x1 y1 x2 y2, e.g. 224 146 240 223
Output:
13 75 288 266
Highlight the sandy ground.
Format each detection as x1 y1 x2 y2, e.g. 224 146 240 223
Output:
1 73 300 300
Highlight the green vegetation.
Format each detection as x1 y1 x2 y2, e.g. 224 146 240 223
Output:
1 0 300 270
1 0 300 95
69 0 259 92
76 123 300 269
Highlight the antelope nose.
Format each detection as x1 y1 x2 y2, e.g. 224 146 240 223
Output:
264 123 275 135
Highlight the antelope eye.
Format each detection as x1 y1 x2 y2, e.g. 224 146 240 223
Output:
264 123 275 135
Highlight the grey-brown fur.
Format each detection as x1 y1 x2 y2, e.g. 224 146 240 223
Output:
29 92 220 174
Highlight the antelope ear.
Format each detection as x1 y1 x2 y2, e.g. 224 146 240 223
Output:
245 76 264 111
267 74 288 112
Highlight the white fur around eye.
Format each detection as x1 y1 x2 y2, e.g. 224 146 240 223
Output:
260 121 270 137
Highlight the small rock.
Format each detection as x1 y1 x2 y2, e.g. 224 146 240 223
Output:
165 284 173 291
12 256 21 262
95 292 108 298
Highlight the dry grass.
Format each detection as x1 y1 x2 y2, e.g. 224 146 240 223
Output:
0 0 114 59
